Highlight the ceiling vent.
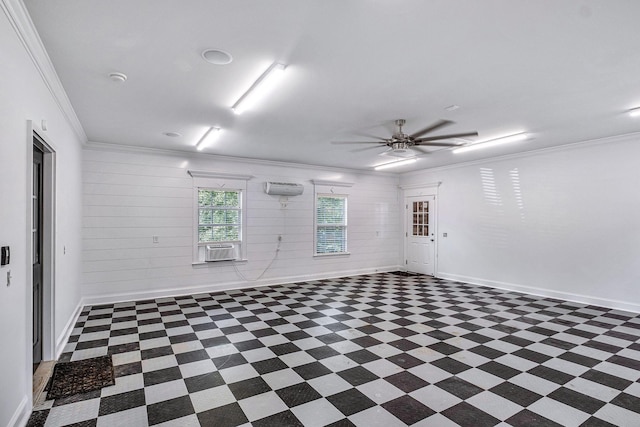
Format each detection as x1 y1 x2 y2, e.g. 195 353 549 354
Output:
264 182 304 196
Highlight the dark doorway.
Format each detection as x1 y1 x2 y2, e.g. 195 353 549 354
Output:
33 144 44 372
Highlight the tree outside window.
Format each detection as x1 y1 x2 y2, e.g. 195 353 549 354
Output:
198 189 241 243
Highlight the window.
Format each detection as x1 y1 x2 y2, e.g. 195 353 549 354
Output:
188 170 252 264
411 200 429 236
198 189 241 243
315 194 347 254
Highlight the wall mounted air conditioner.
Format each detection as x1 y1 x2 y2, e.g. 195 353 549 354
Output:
205 244 235 262
264 182 304 196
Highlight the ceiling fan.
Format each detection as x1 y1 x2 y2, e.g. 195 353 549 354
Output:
332 119 478 156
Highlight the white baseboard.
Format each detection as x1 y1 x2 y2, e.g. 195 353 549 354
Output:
7 395 29 427
55 302 84 359
81 265 402 307
437 272 640 314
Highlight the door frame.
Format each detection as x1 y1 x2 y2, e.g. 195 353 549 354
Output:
33 144 44 368
400 182 441 276
26 121 56 372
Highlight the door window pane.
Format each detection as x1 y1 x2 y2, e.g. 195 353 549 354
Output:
412 200 429 236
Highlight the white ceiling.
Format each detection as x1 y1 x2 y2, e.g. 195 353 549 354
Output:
24 0 640 172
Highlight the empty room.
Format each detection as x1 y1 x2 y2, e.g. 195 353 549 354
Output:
2 1 640 426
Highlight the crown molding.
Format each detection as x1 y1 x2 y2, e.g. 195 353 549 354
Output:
1 0 87 143
401 130 640 177
84 140 398 177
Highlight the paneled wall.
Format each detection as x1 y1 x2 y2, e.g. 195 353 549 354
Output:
82 146 401 303
400 134 640 312
0 6 84 426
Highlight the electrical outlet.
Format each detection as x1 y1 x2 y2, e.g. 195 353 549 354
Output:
278 235 282 242
153 235 159 243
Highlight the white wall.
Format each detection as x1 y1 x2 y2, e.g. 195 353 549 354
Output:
0 5 84 427
400 134 640 312
82 146 401 303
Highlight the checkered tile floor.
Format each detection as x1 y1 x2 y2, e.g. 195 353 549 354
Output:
28 273 640 426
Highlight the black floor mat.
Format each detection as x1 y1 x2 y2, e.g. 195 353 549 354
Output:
389 271 421 276
46 355 115 399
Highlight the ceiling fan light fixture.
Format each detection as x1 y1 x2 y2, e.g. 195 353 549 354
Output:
391 142 410 152
374 158 417 170
383 142 415 158
232 62 287 114
453 132 528 154
629 107 640 117
384 149 415 158
196 127 222 151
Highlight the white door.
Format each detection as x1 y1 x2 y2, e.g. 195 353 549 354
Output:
405 195 436 275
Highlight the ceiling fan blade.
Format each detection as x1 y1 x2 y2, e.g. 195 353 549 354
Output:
352 145 386 152
414 141 464 147
409 119 454 139
415 131 479 142
331 140 386 144
353 132 388 141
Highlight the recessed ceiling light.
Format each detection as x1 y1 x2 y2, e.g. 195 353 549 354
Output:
163 132 181 138
108 72 127 83
201 49 233 65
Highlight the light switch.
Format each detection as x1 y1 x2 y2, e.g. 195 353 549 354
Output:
442 233 448 238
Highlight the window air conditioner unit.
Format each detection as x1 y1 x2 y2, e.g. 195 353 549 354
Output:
264 182 304 196
205 244 235 262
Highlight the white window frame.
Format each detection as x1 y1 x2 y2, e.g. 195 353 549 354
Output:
189 170 252 264
312 180 353 257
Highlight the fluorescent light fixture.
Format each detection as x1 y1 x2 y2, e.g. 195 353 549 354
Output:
629 107 640 117
453 132 528 154
374 158 417 171
232 62 287 114
196 127 221 151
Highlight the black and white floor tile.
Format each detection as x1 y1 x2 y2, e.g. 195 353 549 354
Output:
28 273 640 426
